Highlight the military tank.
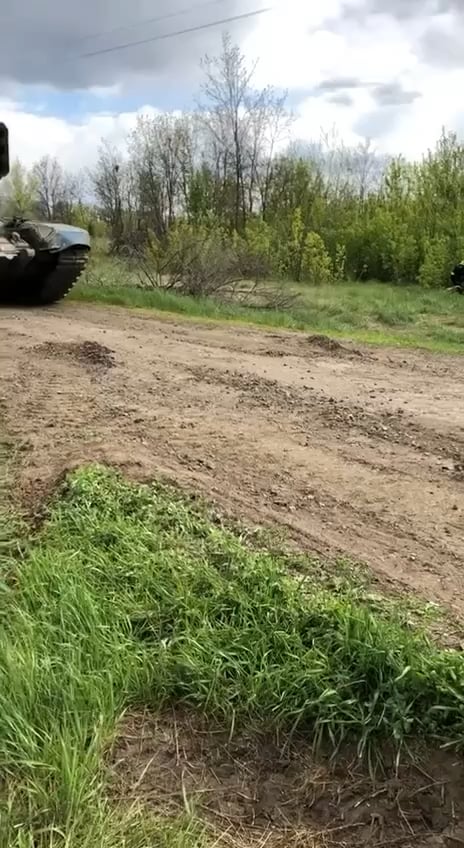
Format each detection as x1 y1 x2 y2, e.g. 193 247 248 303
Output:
0 123 90 305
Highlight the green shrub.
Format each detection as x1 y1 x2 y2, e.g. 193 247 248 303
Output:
418 236 451 288
301 231 333 285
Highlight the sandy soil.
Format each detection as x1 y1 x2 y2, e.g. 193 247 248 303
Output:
1 302 464 617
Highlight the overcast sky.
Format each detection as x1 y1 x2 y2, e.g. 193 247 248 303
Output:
2 0 464 167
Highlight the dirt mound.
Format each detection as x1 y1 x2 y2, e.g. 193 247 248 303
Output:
33 340 116 369
110 711 464 847
306 334 363 358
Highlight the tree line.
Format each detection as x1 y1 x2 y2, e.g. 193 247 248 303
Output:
2 35 464 288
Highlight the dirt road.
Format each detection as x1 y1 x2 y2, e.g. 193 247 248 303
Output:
1 302 464 616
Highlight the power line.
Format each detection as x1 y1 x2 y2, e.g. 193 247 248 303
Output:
80 6 272 59
73 0 233 46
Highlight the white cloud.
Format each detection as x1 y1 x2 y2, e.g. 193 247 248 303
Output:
243 0 464 158
0 100 158 169
373 67 464 158
2 0 464 166
291 62 464 160
243 0 345 91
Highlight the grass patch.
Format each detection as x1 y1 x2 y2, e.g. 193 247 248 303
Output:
0 414 23 562
2 465 464 844
72 253 464 353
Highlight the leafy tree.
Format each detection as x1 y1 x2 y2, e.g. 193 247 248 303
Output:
1 159 38 217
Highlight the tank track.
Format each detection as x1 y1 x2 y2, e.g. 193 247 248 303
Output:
32 247 89 305
4 246 90 306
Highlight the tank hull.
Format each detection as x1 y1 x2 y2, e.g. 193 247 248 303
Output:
0 220 90 305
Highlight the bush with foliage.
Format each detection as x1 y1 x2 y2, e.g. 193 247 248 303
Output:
418 236 451 289
301 231 333 285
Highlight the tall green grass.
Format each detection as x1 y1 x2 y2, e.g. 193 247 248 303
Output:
72 255 464 352
2 465 464 844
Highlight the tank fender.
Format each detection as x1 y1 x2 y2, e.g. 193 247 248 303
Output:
47 224 91 253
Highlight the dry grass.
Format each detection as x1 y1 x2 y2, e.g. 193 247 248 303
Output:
109 710 461 847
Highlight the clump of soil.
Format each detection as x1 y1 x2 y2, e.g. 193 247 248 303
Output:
109 711 464 847
306 334 363 358
34 340 116 369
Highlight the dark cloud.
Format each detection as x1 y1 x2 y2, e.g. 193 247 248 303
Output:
328 93 354 106
315 76 363 92
314 77 421 108
419 23 463 68
340 0 459 19
354 82 421 139
372 82 421 106
0 0 251 90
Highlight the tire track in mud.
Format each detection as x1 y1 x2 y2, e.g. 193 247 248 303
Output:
186 362 464 473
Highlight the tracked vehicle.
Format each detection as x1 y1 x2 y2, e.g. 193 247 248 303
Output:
0 123 90 304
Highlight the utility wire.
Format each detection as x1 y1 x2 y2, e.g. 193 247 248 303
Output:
79 6 272 59
73 0 233 46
